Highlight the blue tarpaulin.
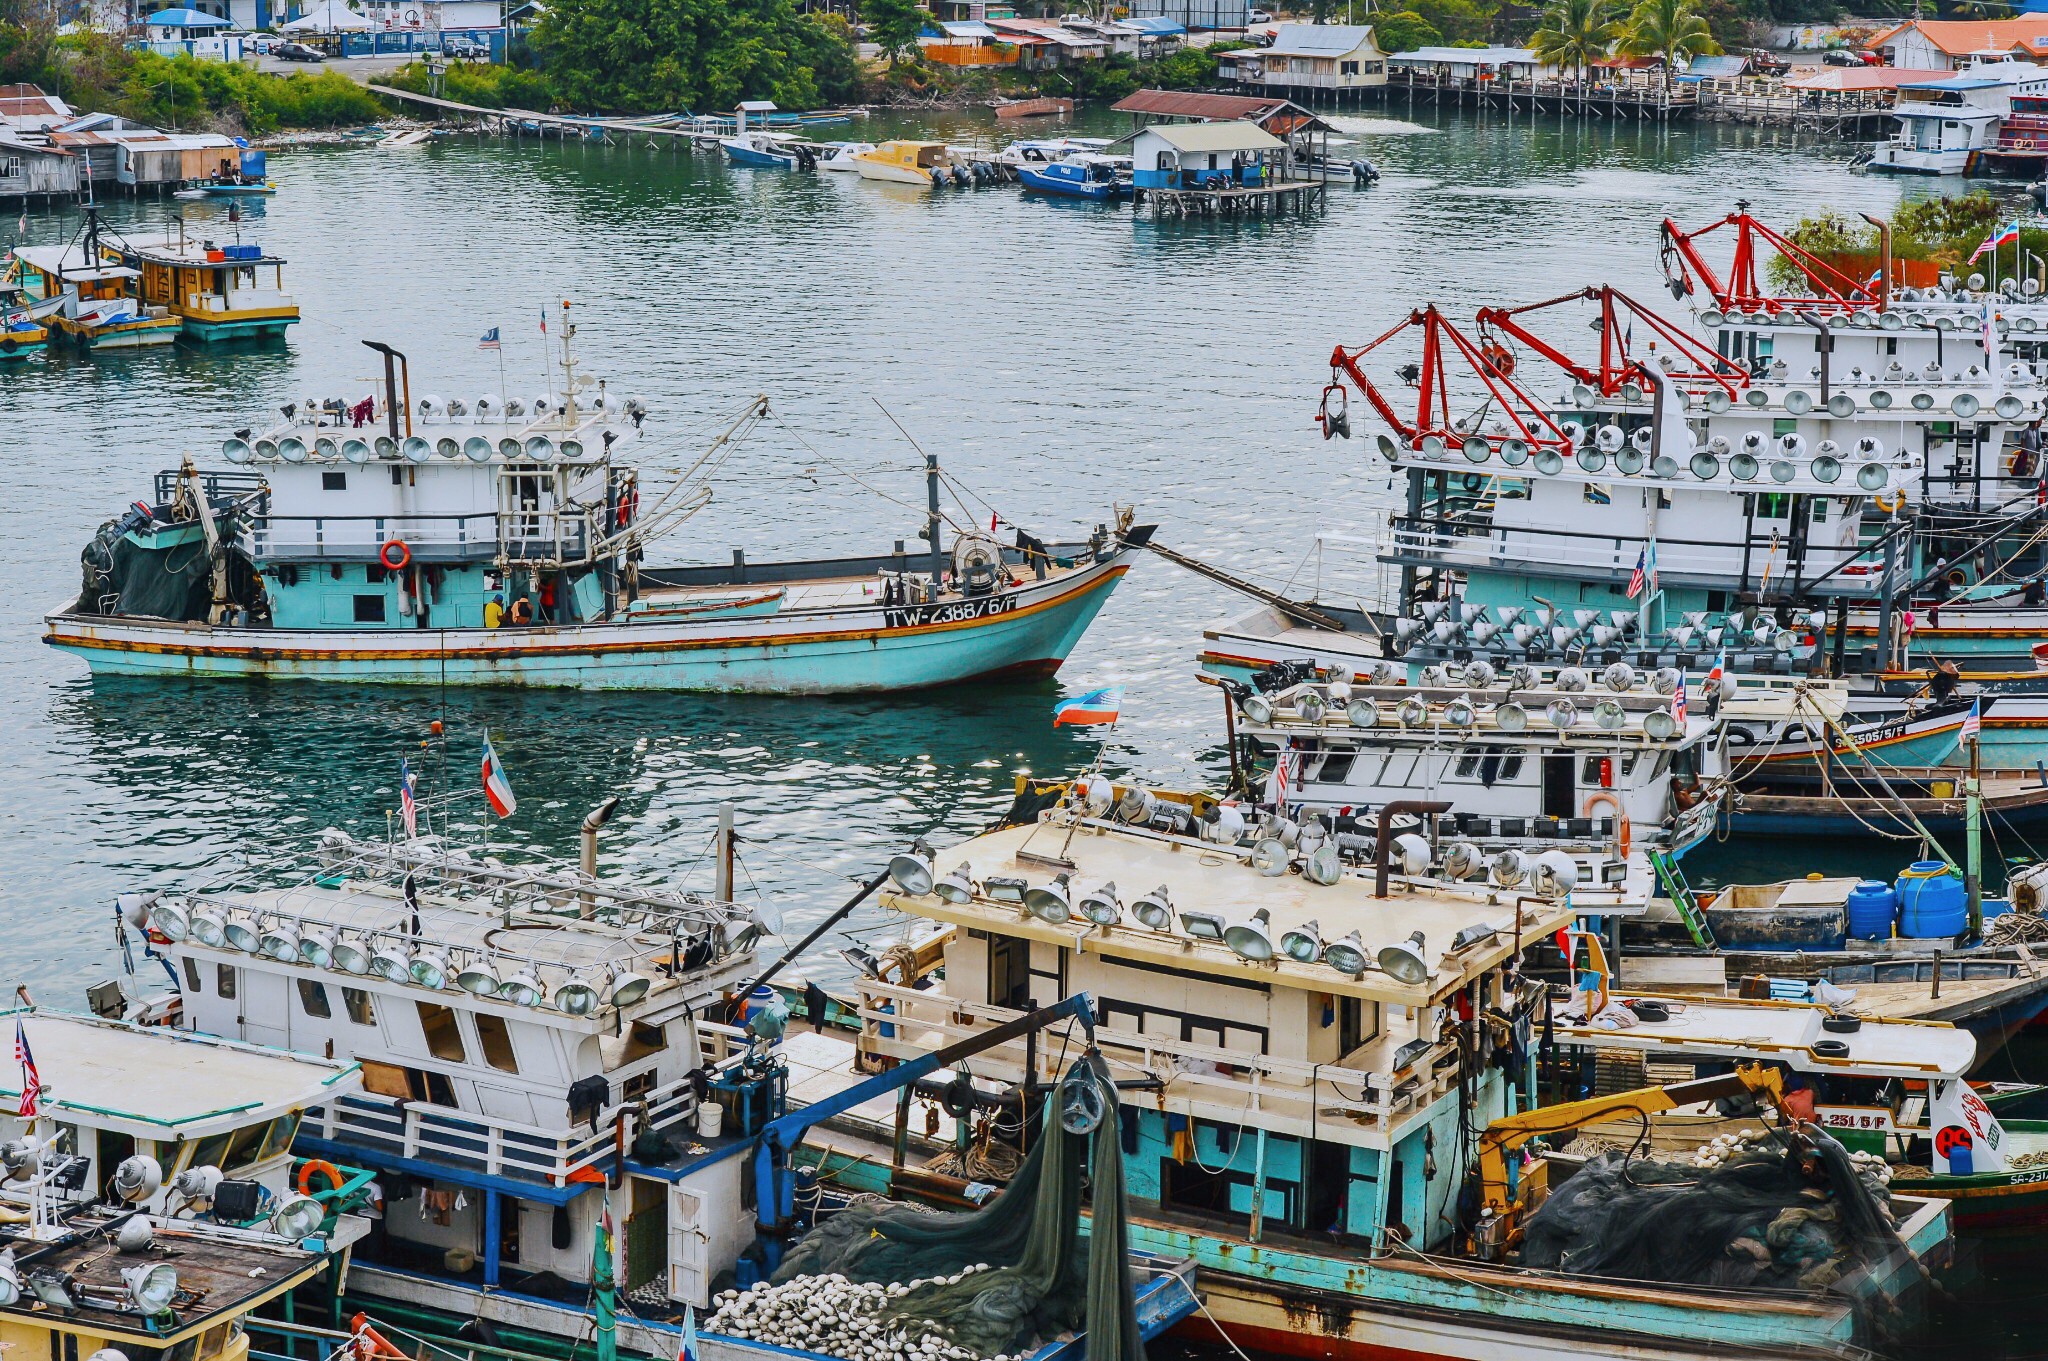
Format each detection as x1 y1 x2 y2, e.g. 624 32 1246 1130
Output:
144 8 231 25
1118 16 1188 34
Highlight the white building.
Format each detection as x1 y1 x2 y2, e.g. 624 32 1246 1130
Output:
1221 23 1387 92
1386 44 1558 80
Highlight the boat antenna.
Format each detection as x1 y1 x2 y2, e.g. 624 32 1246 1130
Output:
872 398 947 586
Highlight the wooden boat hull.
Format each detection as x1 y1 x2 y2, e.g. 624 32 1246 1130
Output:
178 312 298 342
53 315 180 349
720 140 801 169
43 549 1135 692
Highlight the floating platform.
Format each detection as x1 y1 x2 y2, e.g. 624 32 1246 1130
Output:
1132 176 1328 219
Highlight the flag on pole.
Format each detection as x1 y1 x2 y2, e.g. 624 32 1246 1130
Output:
1970 221 2021 265
1626 540 1657 600
1052 686 1123 727
1671 668 1689 725
480 736 518 818
539 308 548 336
399 758 418 838
14 1020 40 1119
1960 697 1982 747
1267 744 1295 807
679 1305 700 1361
1864 265 1883 292
1705 646 1726 693
477 327 500 351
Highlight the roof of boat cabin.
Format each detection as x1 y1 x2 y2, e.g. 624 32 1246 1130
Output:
12 244 137 280
0 1215 324 1342
0 1009 359 1137
883 816 1574 1006
124 237 283 265
1132 120 1284 153
1557 994 1976 1078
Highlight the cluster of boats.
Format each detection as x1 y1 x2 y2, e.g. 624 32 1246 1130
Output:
34 201 2048 1361
722 120 1134 201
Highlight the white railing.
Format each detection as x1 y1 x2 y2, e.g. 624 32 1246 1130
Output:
249 508 599 566
1388 521 1871 587
849 980 1456 1148
301 1071 697 1186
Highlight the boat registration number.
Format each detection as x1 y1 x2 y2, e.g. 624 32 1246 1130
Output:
885 595 1019 629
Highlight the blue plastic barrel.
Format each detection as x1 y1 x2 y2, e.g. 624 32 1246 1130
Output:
739 984 776 1024
1845 880 1899 940
1896 862 1968 938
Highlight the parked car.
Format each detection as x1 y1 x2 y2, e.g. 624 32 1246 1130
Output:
1821 48 1880 66
249 33 280 52
441 34 488 58
273 40 326 60
1247 7 1272 19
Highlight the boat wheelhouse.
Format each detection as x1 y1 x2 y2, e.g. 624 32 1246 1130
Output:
1865 61 2048 175
1017 156 1126 201
44 322 1148 691
10 243 178 350
854 141 969 187
116 230 298 342
865 795 1953 1360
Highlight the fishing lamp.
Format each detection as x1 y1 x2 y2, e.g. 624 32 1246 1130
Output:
0 1250 20 1307
1442 842 1485 881
1377 931 1431 986
147 899 190 942
1178 908 1226 941
1643 710 1680 741
1490 849 1531 887
1347 698 1382 727
366 938 410 984
222 916 260 953
500 970 544 1007
1132 886 1174 931
934 865 976 905
330 935 372 975
1533 851 1580 900
1078 774 1115 816
170 1165 221 1212
456 959 503 998
1116 787 1158 825
607 968 653 1007
888 841 937 896
1323 931 1370 978
1296 690 1328 723
1200 803 1245 845
1443 694 1477 728
1241 694 1274 724
1495 702 1528 733
1225 908 1275 962
1023 874 1073 925
1304 844 1342 885
1396 696 1429 728
1392 833 1432 876
1250 838 1290 876
112 1156 162 1204
187 907 226 947
554 979 601 1016
271 1193 325 1241
297 927 335 968
1077 882 1121 928
1594 700 1627 731
257 920 299 963
1279 920 1324 964
121 1262 178 1315
408 946 451 991
1545 699 1579 730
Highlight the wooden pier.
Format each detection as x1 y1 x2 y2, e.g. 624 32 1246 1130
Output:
1383 68 1698 120
1133 176 1328 219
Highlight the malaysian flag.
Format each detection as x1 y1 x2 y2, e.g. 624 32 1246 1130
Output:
1960 698 1982 747
14 1020 40 1119
477 327 500 351
399 757 418 838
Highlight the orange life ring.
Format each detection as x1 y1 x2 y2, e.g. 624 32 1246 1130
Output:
380 540 411 571
1582 791 1629 857
297 1158 344 1196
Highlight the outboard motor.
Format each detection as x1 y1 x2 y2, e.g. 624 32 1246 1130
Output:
1351 158 1380 185
950 165 970 188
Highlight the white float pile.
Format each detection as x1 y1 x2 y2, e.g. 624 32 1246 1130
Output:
707 1266 1025 1361
1686 1128 1895 1187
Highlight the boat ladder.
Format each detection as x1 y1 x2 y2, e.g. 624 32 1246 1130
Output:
1649 848 1716 949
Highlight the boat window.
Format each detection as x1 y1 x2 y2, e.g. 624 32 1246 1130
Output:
475 1013 519 1073
182 958 202 993
198 1327 228 1360
223 1120 268 1170
1454 750 1481 778
186 1131 232 1175
1308 751 1355 783
1582 484 1611 505
343 987 375 1026
1812 499 1828 523
1499 754 1525 780
321 471 346 491
416 1002 468 1063
118 1340 197 1361
298 979 331 1019
216 964 237 999
258 1111 300 1162
354 595 387 624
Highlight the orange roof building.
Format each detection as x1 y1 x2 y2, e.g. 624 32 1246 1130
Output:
1869 18 2048 69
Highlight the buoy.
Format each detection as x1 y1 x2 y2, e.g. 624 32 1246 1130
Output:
380 539 411 571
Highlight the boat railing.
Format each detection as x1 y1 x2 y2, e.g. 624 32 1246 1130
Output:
154 467 269 512
849 979 1457 1148
248 509 598 566
1386 513 1881 597
300 1071 698 1186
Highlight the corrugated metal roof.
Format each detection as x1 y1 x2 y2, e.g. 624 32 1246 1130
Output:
1683 54 1746 77
1260 22 1374 57
939 20 997 37
1136 119 1285 152
1783 65 1946 90
1116 16 1186 34
1391 45 1540 63
1112 89 1288 118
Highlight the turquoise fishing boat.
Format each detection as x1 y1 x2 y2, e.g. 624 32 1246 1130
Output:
44 321 1148 692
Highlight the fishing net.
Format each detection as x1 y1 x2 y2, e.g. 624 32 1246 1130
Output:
773 1053 1142 1361
1521 1126 1920 1309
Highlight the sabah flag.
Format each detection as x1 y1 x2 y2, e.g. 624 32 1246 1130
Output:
679 1305 699 1361
1970 220 2020 264
480 737 518 819
1053 686 1123 727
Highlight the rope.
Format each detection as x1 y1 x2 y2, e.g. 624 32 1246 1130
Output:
1985 912 2048 947
1793 692 1962 863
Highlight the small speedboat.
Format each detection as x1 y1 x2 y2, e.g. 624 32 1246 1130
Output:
1018 154 1127 202
817 141 876 172
201 179 278 196
720 130 816 170
853 140 973 188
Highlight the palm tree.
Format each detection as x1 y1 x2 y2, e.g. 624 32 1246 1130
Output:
1529 0 1619 88
1618 0 1720 87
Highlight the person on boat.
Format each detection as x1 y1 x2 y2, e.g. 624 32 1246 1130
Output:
1929 658 1962 703
2017 419 2045 480
484 594 505 629
538 576 557 624
2028 576 2047 607
510 595 533 627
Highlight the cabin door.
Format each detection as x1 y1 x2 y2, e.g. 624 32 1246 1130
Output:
624 1175 667 1293
241 968 290 1050
668 1184 710 1307
1541 751 1576 820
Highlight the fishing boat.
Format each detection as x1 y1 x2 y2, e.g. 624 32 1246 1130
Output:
719 131 816 171
851 785 1953 1360
1017 155 1127 202
114 229 298 343
854 141 971 188
43 317 1149 692
0 280 55 360
9 221 180 351
113 802 1200 1361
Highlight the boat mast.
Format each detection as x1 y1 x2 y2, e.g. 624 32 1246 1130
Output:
926 451 944 588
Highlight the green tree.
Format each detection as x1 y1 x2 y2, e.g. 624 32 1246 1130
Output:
1617 0 1719 83
1411 0 1492 45
532 0 858 113
859 0 928 62
1528 0 1617 82
1371 10 1443 51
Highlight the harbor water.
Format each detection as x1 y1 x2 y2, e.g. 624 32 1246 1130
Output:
3 102 2041 1357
